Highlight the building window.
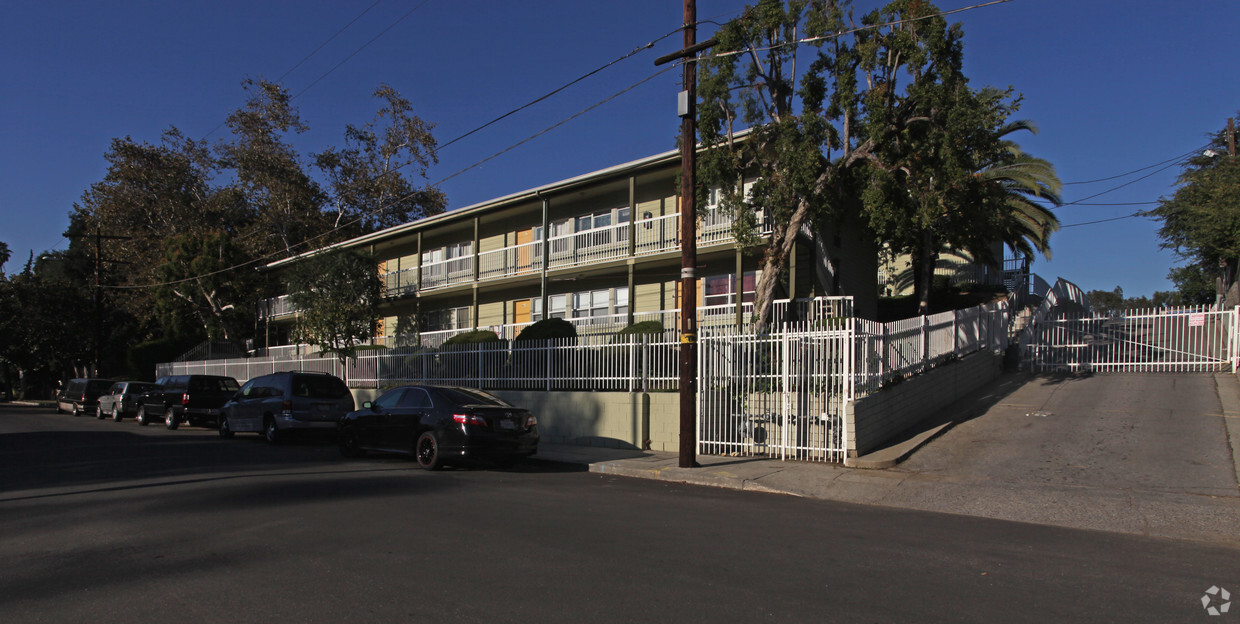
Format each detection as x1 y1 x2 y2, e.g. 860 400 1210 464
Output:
703 271 756 309
532 287 628 323
421 306 470 333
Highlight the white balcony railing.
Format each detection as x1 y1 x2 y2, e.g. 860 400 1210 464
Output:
267 211 770 315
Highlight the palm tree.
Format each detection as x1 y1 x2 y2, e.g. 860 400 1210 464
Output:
979 121 1062 261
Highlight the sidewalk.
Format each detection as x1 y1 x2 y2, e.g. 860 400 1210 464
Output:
533 371 1240 547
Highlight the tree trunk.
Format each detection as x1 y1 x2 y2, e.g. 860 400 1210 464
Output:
1220 259 1239 309
754 197 813 328
915 230 936 316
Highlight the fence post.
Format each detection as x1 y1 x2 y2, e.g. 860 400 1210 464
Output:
1232 306 1239 373
952 309 959 356
545 339 552 392
921 315 929 373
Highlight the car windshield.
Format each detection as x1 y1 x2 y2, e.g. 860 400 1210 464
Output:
190 377 240 392
293 375 350 399
436 387 511 407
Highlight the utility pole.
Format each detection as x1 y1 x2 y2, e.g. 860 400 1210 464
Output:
1229 117 1236 157
656 1 715 468
67 228 130 376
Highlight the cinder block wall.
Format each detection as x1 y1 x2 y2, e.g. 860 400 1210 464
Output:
847 350 1001 456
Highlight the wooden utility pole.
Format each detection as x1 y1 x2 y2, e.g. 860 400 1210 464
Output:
1229 117 1235 157
656 0 712 468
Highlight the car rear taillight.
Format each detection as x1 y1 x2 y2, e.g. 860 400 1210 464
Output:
283 400 293 413
181 393 190 405
453 413 488 428
525 415 537 428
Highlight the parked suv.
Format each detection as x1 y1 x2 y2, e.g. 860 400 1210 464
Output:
96 381 157 421
136 375 240 430
219 371 354 444
56 378 113 416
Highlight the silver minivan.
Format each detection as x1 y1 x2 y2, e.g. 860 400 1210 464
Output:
219 372 354 444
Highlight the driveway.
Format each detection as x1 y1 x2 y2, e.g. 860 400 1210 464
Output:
886 372 1240 543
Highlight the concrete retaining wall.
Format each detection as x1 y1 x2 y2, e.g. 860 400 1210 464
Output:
847 350 1002 456
351 388 681 451
494 390 679 451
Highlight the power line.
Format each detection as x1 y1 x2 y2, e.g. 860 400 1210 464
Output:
292 0 435 100
198 0 394 141
277 1 382 84
700 0 1014 61
104 67 677 291
1061 145 1209 185
1059 212 1146 229
439 26 683 150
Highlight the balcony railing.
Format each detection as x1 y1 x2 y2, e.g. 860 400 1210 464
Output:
373 210 770 299
256 294 298 320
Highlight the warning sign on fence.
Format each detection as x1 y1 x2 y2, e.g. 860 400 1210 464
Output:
1189 313 1206 327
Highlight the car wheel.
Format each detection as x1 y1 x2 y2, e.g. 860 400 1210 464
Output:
137 405 150 426
218 415 234 439
415 431 442 470
338 427 364 458
264 417 281 445
96 405 106 419
112 404 122 422
165 408 179 430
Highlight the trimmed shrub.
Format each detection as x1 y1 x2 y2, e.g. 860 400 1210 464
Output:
515 318 577 342
441 330 500 347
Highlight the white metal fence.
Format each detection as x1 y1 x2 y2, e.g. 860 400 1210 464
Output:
1024 305 1239 373
160 301 1012 463
854 301 1011 396
698 322 854 463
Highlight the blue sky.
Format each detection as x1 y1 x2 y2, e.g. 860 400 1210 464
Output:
2 0 1237 298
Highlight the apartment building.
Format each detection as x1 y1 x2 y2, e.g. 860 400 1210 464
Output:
258 145 878 348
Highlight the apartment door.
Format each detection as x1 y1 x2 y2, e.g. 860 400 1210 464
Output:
514 299 532 325
515 228 534 273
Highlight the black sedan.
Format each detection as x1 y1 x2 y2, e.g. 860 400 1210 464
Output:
337 385 539 469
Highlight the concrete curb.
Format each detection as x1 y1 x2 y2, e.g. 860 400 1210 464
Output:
843 421 955 469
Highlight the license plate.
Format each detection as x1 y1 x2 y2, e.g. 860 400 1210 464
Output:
499 419 515 430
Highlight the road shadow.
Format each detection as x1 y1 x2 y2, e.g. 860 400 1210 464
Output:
0 416 578 497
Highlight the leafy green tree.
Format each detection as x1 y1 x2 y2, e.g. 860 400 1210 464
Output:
1087 286 1125 316
286 250 381 371
217 79 328 256
315 84 447 236
0 241 10 274
152 229 260 342
0 260 92 397
1147 116 1240 306
699 0 1050 321
1165 262 1216 306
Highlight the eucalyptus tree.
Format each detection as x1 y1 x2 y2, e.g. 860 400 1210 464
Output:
315 84 447 237
699 0 1050 320
217 79 328 256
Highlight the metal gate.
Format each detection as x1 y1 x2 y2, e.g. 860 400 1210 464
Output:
1025 306 1239 373
697 324 852 463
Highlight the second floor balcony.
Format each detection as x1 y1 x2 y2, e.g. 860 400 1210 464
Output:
381 209 770 299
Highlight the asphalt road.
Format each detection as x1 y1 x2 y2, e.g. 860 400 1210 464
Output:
2 404 1238 623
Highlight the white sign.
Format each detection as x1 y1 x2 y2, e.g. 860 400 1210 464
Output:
1190 313 1206 327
